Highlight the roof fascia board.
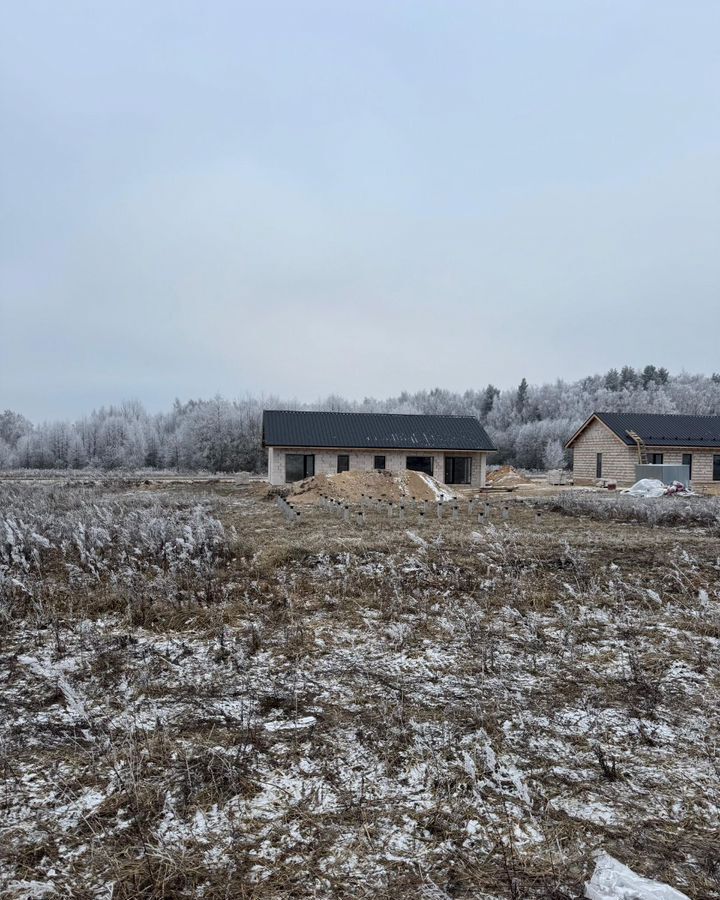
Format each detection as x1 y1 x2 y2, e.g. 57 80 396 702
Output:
265 444 493 453
639 443 720 451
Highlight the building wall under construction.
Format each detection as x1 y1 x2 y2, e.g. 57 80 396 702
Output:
571 418 637 484
640 447 719 492
571 418 720 492
267 447 487 488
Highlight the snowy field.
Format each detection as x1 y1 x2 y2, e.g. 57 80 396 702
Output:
1 480 719 898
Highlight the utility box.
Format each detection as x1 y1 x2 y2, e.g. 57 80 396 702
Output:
635 464 690 487
547 469 572 485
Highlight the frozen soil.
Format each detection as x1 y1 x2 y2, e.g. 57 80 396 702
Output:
1 482 719 899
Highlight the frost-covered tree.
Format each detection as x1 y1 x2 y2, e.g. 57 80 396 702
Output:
481 384 500 417
620 366 638 389
543 438 566 470
97 416 133 469
516 378 528 415
0 438 12 468
4 364 720 472
604 368 620 392
641 365 658 388
0 410 31 448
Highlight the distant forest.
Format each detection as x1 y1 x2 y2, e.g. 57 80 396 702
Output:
3 366 720 473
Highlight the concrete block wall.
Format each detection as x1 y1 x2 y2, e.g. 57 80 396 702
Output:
268 447 487 488
571 419 637 484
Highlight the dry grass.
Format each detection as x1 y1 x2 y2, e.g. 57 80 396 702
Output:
534 489 720 531
1 481 719 898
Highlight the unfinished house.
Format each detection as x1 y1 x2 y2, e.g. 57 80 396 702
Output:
262 410 495 488
566 411 720 492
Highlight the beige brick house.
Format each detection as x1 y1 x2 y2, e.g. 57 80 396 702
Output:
566 412 720 492
263 410 494 488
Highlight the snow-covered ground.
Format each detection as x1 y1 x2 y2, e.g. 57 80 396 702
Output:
0 481 718 898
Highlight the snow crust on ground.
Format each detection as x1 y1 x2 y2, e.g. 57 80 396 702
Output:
2 482 718 897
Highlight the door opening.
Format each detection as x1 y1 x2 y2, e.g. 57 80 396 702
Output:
444 456 471 484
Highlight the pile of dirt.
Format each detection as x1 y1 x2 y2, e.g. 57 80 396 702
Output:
289 469 454 504
290 471 398 503
486 465 532 487
400 470 455 502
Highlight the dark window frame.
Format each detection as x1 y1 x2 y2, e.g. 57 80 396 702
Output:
285 453 315 483
649 452 664 465
406 455 434 476
596 452 603 479
373 455 386 470
444 456 472 485
337 454 350 474
682 453 693 480
714 455 720 482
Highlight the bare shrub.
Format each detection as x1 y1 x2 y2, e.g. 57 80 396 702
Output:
0 484 239 619
535 491 720 530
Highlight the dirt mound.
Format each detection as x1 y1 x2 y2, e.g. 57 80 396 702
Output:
402 470 455 502
290 471 398 503
289 469 454 504
486 465 532 487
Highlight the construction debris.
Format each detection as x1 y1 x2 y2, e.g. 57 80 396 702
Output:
547 469 572 485
626 479 695 498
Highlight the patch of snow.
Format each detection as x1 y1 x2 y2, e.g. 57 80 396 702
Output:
263 716 317 733
498 761 531 805
17 653 94 742
415 472 454 501
4 882 57 899
556 798 619 826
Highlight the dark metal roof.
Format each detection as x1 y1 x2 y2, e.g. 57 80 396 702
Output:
262 410 495 451
572 412 720 448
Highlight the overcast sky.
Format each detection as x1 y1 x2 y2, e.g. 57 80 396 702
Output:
2 1 720 420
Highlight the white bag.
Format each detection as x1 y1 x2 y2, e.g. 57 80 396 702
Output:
585 852 690 900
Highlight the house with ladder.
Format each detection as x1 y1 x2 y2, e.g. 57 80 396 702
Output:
565 412 720 492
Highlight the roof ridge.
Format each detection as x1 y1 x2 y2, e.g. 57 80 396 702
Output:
263 409 479 419
598 411 720 419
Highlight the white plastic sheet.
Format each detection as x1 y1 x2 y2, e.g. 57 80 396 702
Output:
626 479 667 498
585 852 690 900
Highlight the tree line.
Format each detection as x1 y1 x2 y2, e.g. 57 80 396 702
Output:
3 366 720 473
